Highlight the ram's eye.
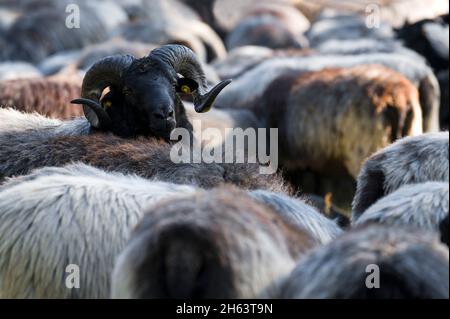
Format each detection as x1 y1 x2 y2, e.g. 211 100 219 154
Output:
181 85 191 94
177 78 198 95
103 100 113 109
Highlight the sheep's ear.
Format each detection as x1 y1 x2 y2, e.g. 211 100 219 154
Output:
176 78 199 95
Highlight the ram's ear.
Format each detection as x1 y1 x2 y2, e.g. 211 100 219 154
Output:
176 78 199 95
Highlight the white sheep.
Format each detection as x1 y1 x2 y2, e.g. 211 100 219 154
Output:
0 163 197 298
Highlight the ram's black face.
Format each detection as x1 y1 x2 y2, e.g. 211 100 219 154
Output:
73 45 232 140
103 58 198 140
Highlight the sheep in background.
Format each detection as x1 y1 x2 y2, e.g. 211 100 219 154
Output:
296 0 449 28
0 163 198 298
75 39 157 72
226 15 305 50
214 63 423 209
229 64 421 181
317 46 445 137
215 53 441 132
117 22 207 62
352 132 449 220
272 65 423 179
396 15 449 72
353 182 449 246
37 39 156 77
212 46 275 79
0 78 83 119
211 45 314 80
37 51 81 77
179 0 227 38
15 0 128 34
269 225 449 299
316 38 427 62
212 0 305 34
112 187 317 299
306 11 395 47
225 3 309 50
0 62 41 81
264 65 422 209
378 0 449 28
1 6 108 63
116 0 226 62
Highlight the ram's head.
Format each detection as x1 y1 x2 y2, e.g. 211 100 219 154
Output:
72 45 231 139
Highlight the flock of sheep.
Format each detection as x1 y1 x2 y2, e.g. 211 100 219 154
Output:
0 0 448 299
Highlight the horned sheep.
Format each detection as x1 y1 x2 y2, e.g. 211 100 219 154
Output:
0 45 231 140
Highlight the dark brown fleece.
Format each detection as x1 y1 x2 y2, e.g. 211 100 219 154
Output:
0 78 83 119
0 132 288 192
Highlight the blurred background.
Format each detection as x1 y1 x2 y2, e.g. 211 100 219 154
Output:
0 0 448 212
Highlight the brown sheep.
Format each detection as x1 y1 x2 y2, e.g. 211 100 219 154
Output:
247 65 422 209
272 65 423 178
0 78 83 119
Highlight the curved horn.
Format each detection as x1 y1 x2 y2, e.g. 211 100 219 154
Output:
149 45 231 113
72 55 134 129
71 98 113 129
